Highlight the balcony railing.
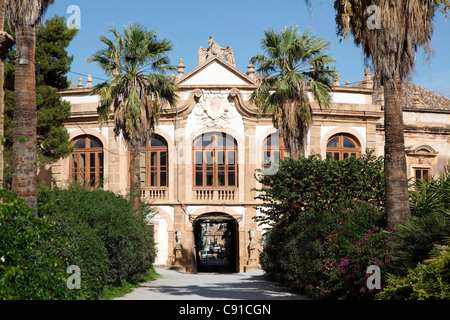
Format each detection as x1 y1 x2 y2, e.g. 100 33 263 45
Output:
193 188 237 201
127 187 239 202
141 187 168 201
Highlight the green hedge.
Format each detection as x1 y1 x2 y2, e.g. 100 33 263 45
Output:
38 185 157 296
1 185 157 300
0 189 69 299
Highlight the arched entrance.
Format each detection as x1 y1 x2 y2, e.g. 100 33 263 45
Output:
193 212 239 273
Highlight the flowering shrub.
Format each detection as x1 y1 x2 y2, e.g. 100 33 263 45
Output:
256 152 395 299
258 156 450 300
260 198 395 299
333 225 397 299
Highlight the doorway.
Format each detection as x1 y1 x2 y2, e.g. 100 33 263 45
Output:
193 213 239 273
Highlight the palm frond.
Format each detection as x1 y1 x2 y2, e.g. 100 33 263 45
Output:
88 22 178 149
250 25 336 157
333 0 444 83
5 0 55 25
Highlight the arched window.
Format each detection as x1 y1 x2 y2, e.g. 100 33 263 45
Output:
139 135 168 187
262 133 290 170
326 133 361 160
193 132 237 187
70 135 104 187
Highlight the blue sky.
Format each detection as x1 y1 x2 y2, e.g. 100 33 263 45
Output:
43 0 450 97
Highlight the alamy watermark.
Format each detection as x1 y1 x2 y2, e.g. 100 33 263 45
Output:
66 5 81 30
366 265 381 290
366 5 381 30
66 265 81 290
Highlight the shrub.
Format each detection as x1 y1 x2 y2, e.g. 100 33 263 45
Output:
333 224 397 299
0 189 69 300
387 210 450 275
256 152 388 299
385 172 450 277
38 184 156 295
259 200 390 299
255 151 385 227
377 247 450 300
62 218 110 299
409 170 449 217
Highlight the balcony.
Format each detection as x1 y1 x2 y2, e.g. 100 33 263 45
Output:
193 188 237 202
141 187 168 201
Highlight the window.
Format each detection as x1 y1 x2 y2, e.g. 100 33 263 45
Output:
193 132 237 187
326 134 360 161
70 135 104 187
139 136 168 187
414 168 429 183
262 134 290 171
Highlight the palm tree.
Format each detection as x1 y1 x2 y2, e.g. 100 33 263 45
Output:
5 0 55 211
332 0 449 227
250 25 336 159
88 22 178 214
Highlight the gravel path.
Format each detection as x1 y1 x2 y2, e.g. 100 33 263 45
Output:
116 268 308 300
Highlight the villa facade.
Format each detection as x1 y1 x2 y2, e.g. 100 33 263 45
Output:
47 37 450 273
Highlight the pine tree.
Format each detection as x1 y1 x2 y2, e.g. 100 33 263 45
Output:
3 15 77 188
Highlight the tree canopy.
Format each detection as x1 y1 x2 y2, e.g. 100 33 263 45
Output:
3 15 77 187
250 25 336 158
88 22 178 148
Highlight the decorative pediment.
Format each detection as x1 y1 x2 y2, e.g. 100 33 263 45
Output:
406 145 438 156
177 57 256 87
176 36 256 87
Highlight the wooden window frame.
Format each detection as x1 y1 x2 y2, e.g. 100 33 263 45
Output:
69 135 104 188
326 134 361 161
414 167 430 183
193 132 238 188
139 136 169 188
262 134 290 171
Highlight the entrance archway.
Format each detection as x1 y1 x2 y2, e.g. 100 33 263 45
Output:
193 212 239 273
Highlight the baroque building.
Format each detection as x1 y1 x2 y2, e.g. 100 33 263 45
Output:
48 37 450 273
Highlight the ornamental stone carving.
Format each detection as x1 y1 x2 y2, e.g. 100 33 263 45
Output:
198 36 235 66
193 90 237 128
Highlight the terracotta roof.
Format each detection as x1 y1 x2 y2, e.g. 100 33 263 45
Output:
400 80 450 111
68 82 79 89
354 77 450 111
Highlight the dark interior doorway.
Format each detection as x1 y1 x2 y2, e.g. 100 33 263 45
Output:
193 213 239 273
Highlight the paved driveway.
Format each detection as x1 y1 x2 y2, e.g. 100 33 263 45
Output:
116 268 308 300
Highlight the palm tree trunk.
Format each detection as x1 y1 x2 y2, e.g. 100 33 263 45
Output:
0 1 5 188
129 143 141 217
12 22 37 212
383 75 411 227
0 0 11 188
